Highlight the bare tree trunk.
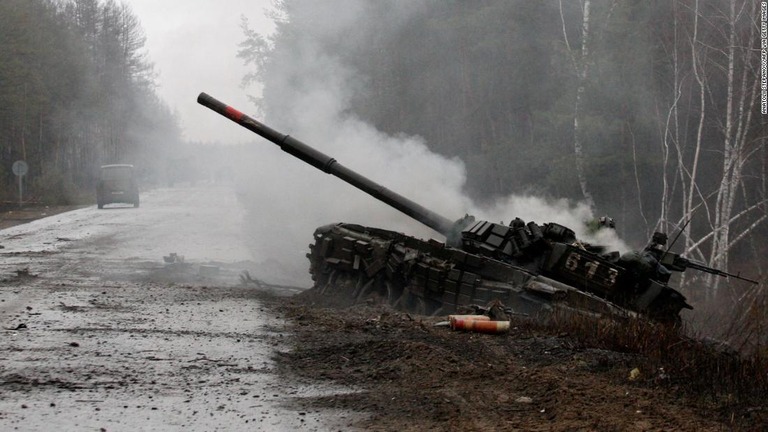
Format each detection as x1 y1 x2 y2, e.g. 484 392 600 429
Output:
685 0 707 273
655 0 765 300
21 83 28 161
656 0 683 238
689 0 763 298
709 0 760 295
560 0 595 211
709 0 738 291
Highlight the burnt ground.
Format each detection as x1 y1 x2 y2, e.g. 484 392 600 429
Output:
263 288 766 431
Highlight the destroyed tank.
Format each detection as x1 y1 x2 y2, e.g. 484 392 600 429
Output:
198 92 707 323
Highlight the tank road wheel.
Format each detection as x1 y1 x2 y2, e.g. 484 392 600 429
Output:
354 277 376 302
424 298 443 317
317 269 338 295
391 286 407 310
410 295 427 316
385 280 403 306
389 286 424 314
313 270 365 307
390 291 406 309
397 286 442 316
356 275 406 308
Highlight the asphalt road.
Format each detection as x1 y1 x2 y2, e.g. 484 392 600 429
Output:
0 186 357 431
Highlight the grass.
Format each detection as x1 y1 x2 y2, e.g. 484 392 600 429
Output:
532 285 768 409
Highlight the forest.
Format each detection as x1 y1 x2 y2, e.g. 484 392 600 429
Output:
239 0 767 312
0 0 180 205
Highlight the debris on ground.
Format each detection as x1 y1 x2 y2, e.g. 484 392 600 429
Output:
15 268 37 278
162 252 184 264
446 313 510 334
239 271 303 294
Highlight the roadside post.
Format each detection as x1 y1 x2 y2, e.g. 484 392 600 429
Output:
12 160 28 208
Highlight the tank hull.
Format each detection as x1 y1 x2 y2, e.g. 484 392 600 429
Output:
308 223 642 321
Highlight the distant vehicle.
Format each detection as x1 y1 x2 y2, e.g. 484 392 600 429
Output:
96 164 139 209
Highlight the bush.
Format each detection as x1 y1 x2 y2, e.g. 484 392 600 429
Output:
31 170 93 205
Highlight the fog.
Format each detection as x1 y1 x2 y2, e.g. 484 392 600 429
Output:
230 1 628 285
124 0 275 144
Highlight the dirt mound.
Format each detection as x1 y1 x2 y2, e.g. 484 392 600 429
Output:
267 288 747 431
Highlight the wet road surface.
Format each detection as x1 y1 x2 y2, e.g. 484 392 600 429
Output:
0 186 358 431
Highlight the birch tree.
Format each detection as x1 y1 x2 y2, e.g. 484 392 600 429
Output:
707 0 765 293
560 0 596 211
656 0 765 298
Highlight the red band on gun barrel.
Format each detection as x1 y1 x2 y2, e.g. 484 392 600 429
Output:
224 106 243 122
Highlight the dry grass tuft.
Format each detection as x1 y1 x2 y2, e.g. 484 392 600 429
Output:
527 302 768 406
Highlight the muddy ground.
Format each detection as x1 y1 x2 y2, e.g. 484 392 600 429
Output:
0 191 358 431
265 287 766 431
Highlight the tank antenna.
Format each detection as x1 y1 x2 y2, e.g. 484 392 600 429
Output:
661 218 691 261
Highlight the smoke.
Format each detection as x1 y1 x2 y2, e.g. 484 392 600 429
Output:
237 0 627 285
477 195 628 252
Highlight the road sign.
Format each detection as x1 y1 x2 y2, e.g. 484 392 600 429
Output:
12 160 28 207
12 160 28 176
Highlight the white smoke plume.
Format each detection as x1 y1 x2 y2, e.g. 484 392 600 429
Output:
236 1 627 285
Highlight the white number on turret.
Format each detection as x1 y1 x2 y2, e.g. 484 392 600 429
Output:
562 252 619 288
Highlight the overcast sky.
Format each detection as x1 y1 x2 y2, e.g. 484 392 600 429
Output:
123 0 275 144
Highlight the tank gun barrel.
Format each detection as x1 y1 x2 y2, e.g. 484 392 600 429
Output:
197 92 456 236
660 253 758 285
